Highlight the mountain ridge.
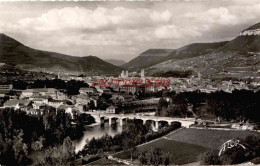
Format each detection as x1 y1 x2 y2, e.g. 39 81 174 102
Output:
148 22 260 80
121 48 174 70
105 59 126 66
0 33 122 75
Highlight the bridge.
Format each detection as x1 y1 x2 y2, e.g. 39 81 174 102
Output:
85 111 195 131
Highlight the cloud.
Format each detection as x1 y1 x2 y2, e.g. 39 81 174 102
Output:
184 4 260 27
1 2 260 61
13 6 173 33
150 10 172 23
154 25 201 39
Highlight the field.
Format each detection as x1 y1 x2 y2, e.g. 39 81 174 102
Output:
114 128 260 165
166 128 260 149
114 138 209 165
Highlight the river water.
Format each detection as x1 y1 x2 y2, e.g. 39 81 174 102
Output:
74 124 123 153
74 112 157 153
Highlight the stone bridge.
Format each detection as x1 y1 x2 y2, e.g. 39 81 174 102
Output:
85 111 195 131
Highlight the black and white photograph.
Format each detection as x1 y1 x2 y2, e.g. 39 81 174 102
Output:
0 0 260 165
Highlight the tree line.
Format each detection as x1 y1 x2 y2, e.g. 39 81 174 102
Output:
0 107 85 165
157 89 260 123
4 78 89 96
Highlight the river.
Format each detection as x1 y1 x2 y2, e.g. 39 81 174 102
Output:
74 123 123 153
74 111 157 153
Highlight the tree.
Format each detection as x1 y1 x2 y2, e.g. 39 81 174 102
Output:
31 136 45 151
12 130 29 165
140 148 171 165
61 137 75 162
199 149 220 165
39 137 75 165
122 122 142 161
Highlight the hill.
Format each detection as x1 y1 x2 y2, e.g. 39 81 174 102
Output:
218 22 260 53
0 33 122 75
121 49 174 70
162 41 229 62
148 22 260 80
104 59 126 66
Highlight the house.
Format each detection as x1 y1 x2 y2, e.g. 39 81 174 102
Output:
74 94 91 105
110 94 125 103
21 89 34 98
53 90 68 100
106 105 118 114
120 85 136 94
26 108 44 116
4 99 32 111
0 84 13 90
58 105 79 119
29 95 50 104
79 87 97 94
21 88 61 99
0 90 10 98
48 99 71 108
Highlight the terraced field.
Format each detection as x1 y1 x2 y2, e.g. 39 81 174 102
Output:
148 52 260 80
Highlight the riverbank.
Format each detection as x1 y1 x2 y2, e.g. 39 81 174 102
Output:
84 125 183 165
74 124 123 153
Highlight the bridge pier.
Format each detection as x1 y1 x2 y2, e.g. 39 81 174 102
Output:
119 118 127 126
100 117 105 126
109 118 117 126
154 121 159 131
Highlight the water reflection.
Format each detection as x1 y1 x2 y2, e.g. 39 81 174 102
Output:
74 124 123 153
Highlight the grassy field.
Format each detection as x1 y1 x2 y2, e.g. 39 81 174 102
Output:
114 128 260 165
166 128 260 149
114 138 209 165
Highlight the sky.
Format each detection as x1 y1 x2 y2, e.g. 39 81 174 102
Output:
0 1 260 62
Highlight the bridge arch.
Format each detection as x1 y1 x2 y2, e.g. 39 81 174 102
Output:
158 120 169 128
144 120 156 131
170 121 182 128
109 117 119 126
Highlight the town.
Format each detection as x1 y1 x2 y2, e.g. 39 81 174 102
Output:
1 68 259 118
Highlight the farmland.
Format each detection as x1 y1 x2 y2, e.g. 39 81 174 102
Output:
114 137 209 165
166 128 260 149
114 128 260 165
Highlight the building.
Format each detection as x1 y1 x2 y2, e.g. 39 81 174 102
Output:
106 105 118 114
74 94 91 105
21 89 34 98
26 108 44 116
48 99 70 108
0 84 13 90
141 69 145 77
21 88 60 99
120 85 136 94
29 95 50 104
58 105 79 119
4 99 32 111
120 70 129 78
79 87 97 94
